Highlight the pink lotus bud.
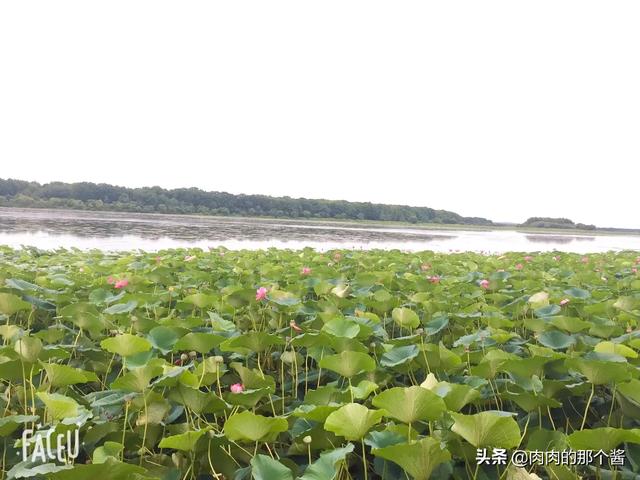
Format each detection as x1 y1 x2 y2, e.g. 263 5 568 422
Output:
256 287 268 301
560 298 570 306
114 279 129 289
479 279 490 289
515 263 523 270
301 267 312 275
230 383 244 394
429 275 440 284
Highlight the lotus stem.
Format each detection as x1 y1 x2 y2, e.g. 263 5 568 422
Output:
580 383 595 431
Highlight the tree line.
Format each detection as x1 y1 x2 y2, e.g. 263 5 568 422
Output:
0 178 494 225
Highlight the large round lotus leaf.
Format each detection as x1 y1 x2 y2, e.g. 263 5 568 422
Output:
528 292 549 309
147 326 181 354
319 351 376 378
103 300 137 315
451 411 521 449
0 415 40 436
324 403 385 441
430 382 481 412
111 363 163 392
372 437 451 480
269 290 300 306
321 318 360 338
47 459 148 480
14 335 42 363
549 316 591 333
250 454 293 480
564 287 591 299
221 332 285 353
36 392 79 421
594 341 638 359
380 345 420 368
100 333 152 357
565 355 631 385
223 411 288 442
392 308 420 329
372 386 446 423
568 428 640 452
92 441 124 464
537 330 575 350
299 444 354 480
183 293 216 309
42 363 99 387
158 428 209 451
174 332 225 353
168 384 229 414
424 314 449 336
59 302 104 334
0 293 30 316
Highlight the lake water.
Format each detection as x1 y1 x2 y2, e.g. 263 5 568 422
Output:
0 207 638 253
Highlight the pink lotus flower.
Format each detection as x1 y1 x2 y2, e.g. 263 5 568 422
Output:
256 287 268 301
428 275 440 284
290 320 302 332
230 383 244 394
515 263 523 270
479 279 490 289
301 267 312 275
633 268 638 274
524 256 533 262
107 276 116 285
114 279 129 289
333 253 342 262
184 255 196 262
560 298 570 306
553 256 560 261
420 263 431 271
581 256 589 263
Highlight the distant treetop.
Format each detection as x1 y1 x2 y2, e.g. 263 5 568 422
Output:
0 178 494 226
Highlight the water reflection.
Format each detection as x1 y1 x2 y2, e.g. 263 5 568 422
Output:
525 235 596 244
0 208 638 253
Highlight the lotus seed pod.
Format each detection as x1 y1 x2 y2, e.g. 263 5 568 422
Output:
180 353 188 362
189 351 197 358
213 355 224 363
303 435 312 444
415 328 424 335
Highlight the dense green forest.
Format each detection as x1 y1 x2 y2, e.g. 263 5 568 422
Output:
0 178 493 225
520 217 596 230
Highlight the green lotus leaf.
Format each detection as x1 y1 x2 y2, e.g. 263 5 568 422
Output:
147 326 181 354
319 351 376 378
324 403 385 441
392 307 420 329
565 356 631 385
537 330 576 350
372 437 451 480
93 441 124 464
594 341 638 359
451 411 521 448
158 428 210 451
321 318 360 339
0 292 31 316
251 454 294 480
221 332 285 353
103 300 138 315
0 415 39 436
224 411 288 443
372 386 446 424
299 444 354 480
37 392 79 421
100 333 152 357
183 293 216 309
174 332 225 353
568 427 640 452
14 336 43 363
380 345 419 368
42 363 100 387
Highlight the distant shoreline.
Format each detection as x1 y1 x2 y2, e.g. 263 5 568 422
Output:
2 205 639 237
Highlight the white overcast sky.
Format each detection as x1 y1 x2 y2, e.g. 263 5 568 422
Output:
1 1 639 228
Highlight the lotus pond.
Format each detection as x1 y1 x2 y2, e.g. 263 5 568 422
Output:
1 246 640 479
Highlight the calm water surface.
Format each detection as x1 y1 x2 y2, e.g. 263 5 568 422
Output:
1 208 638 253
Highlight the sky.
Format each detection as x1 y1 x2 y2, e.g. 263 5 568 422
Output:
1 1 639 228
